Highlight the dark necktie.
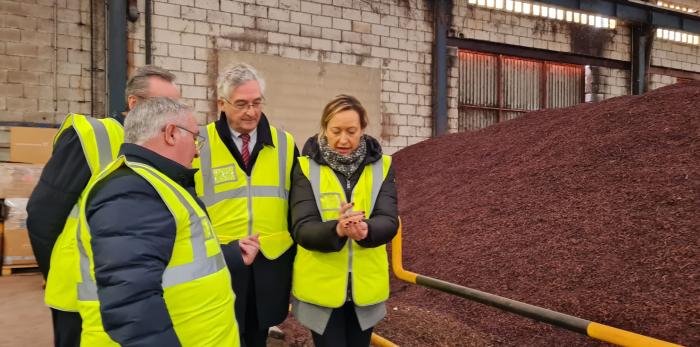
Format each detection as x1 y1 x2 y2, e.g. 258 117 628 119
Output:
240 133 250 169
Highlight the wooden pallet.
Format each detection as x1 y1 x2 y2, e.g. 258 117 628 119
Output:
1 264 39 276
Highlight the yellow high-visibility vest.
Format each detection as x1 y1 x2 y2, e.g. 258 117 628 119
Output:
44 114 123 312
193 123 295 259
292 155 392 308
75 156 239 347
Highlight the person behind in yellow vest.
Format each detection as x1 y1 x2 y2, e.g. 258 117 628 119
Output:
290 95 398 347
76 97 242 346
193 63 298 347
26 65 180 347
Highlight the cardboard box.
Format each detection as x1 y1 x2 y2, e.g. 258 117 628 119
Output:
10 127 58 164
2 199 35 266
0 163 43 199
2 228 35 266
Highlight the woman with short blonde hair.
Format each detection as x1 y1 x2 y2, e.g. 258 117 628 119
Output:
289 95 399 346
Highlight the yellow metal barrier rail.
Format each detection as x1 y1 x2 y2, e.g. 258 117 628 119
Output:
391 221 683 347
371 332 399 347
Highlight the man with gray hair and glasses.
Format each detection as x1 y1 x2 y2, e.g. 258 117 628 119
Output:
27 65 180 347
193 63 298 346
75 97 247 346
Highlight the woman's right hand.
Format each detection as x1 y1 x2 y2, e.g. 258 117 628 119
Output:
335 202 365 238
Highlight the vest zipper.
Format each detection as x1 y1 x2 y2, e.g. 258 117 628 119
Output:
332 173 355 301
346 175 354 302
246 175 253 237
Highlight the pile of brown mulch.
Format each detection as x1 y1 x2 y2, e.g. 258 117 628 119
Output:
384 81 700 346
278 314 312 347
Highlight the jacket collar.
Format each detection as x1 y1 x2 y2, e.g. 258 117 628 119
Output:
214 111 274 148
301 135 384 166
113 112 126 126
119 143 198 188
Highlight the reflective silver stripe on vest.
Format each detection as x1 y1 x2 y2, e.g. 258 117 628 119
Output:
69 204 79 218
199 125 217 204
202 185 288 205
308 160 324 219
275 127 288 197
77 162 226 301
161 249 226 288
131 163 225 288
83 117 113 170
369 159 384 213
308 159 385 221
77 222 99 301
199 126 289 207
133 164 208 261
73 117 116 300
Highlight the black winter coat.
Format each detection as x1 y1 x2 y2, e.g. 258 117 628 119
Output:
290 135 398 252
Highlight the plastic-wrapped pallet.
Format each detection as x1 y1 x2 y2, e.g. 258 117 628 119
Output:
2 198 35 268
0 163 43 199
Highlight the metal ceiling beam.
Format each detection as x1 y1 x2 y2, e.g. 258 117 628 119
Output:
538 0 700 34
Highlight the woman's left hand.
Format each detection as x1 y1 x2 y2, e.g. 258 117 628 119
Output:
345 219 368 241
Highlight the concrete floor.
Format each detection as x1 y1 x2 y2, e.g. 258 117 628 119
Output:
0 272 52 346
0 272 286 347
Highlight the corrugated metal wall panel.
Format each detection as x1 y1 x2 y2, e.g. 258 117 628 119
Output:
458 50 584 132
459 51 498 107
503 57 542 111
546 63 583 109
502 111 525 122
459 109 499 131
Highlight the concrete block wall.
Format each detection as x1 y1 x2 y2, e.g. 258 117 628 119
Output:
648 39 700 91
585 66 630 102
452 5 632 62
648 73 678 90
447 46 459 134
652 40 700 73
125 0 435 154
0 0 105 125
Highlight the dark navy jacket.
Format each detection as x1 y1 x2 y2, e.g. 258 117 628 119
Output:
85 143 244 347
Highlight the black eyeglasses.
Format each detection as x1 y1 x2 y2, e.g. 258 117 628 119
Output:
223 98 264 111
174 125 206 150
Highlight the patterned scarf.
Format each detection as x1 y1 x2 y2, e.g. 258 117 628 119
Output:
319 135 367 179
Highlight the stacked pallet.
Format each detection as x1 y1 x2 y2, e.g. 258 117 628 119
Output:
0 127 55 275
0 164 44 275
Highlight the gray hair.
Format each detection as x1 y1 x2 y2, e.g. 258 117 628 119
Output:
217 63 265 100
124 97 192 145
125 65 176 105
